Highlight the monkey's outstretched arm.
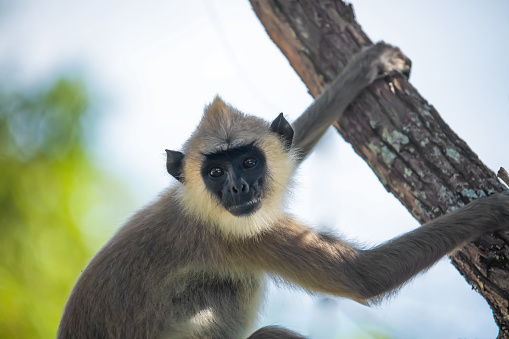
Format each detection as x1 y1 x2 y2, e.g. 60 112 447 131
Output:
247 192 509 301
291 42 411 162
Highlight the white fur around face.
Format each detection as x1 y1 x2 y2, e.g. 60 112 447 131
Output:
177 134 296 239
176 96 297 239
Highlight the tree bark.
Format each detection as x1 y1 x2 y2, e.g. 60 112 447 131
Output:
250 0 509 337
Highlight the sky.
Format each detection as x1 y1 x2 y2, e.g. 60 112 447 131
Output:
1 0 508 338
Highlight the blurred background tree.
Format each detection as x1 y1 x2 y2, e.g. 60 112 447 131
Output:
0 78 133 338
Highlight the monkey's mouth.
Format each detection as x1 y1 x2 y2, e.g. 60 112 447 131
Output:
226 197 262 217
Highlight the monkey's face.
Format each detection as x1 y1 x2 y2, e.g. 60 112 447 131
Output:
200 145 267 217
166 98 296 236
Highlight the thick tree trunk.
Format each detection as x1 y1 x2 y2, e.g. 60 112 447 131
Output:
250 0 509 337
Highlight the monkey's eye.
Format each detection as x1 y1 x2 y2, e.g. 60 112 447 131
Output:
209 167 224 178
243 157 257 168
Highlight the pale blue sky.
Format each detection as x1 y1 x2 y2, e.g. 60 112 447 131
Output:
2 1 508 338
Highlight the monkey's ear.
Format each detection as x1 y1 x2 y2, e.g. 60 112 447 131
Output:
270 113 294 151
165 150 185 183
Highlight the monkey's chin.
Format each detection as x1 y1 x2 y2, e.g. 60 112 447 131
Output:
226 198 262 217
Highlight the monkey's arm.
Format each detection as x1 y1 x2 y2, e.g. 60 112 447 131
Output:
248 192 509 301
291 42 410 162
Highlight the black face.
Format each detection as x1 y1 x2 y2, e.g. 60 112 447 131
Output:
201 145 267 217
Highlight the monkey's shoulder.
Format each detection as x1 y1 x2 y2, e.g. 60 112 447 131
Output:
89 193 235 273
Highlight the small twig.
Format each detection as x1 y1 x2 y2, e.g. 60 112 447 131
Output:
497 167 509 187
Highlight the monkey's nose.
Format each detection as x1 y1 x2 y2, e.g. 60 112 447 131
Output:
230 177 249 194
231 183 248 194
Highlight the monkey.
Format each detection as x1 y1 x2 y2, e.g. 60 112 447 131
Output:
57 42 509 339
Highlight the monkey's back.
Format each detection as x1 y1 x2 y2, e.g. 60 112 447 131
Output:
57 189 263 338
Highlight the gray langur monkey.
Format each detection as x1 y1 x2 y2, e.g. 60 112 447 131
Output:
58 43 509 339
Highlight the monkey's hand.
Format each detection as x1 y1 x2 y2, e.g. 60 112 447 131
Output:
476 190 509 233
442 190 509 236
353 42 412 84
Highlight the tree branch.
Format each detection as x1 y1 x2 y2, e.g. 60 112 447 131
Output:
250 0 509 337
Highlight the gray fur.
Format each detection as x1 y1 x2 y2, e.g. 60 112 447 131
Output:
58 184 509 338
57 42 509 339
184 98 271 156
58 192 264 338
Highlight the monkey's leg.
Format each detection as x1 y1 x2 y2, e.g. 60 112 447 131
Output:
292 42 411 161
248 325 306 339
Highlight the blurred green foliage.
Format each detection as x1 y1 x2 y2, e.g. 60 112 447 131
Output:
0 79 131 338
